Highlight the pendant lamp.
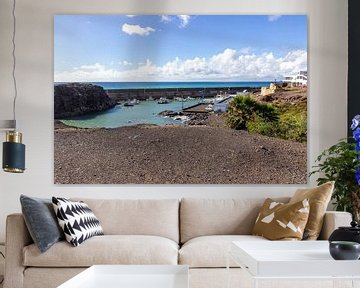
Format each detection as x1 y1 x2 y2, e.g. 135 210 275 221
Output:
1 0 25 173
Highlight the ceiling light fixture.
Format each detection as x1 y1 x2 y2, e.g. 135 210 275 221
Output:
1 0 25 173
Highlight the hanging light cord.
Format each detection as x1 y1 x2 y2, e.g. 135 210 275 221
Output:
11 0 18 129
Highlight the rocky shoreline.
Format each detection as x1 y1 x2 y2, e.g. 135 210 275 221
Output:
54 118 307 184
54 83 116 119
158 110 210 125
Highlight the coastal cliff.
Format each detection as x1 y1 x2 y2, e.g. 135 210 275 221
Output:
54 83 116 119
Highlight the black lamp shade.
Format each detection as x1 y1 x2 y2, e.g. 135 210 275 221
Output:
2 141 25 173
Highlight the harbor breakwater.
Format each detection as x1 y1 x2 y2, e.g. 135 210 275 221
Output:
105 87 260 102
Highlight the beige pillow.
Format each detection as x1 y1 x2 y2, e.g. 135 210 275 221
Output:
289 181 334 240
252 198 310 240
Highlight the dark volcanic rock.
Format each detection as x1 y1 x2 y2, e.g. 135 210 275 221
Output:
158 110 184 117
54 83 116 119
186 113 209 125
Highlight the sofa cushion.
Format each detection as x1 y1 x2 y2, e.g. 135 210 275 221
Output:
23 235 178 267
290 181 334 240
252 198 310 240
180 198 289 243
72 199 179 243
20 195 64 253
52 197 104 247
179 235 267 268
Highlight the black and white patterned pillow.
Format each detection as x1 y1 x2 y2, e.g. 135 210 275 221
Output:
52 197 104 247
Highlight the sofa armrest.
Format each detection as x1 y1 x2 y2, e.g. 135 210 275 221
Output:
4 214 33 288
318 211 352 240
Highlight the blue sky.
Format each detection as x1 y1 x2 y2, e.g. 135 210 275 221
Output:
54 15 307 82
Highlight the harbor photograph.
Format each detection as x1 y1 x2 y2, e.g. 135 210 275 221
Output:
54 15 308 184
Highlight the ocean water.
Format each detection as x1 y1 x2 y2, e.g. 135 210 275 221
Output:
89 81 271 90
61 99 201 128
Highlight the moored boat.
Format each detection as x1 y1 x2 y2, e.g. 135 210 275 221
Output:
130 99 140 105
158 97 170 104
123 102 134 107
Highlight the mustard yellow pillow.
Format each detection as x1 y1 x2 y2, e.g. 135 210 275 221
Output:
289 181 334 240
252 198 310 240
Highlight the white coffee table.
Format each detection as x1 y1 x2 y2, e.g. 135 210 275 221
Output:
58 265 189 288
228 241 360 288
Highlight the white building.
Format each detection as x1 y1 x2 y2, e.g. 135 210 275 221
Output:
283 71 307 86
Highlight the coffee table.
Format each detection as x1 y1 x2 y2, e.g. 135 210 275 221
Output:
57 265 189 288
228 241 360 288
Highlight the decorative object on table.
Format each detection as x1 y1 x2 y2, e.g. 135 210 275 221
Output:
53 15 308 185
20 195 64 253
289 181 334 240
52 197 104 247
329 241 360 260
329 220 360 244
311 114 360 222
1 0 25 173
252 198 310 240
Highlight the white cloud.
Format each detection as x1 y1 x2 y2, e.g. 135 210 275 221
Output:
178 15 191 28
268 15 282 22
161 15 172 23
77 63 104 71
121 23 155 36
119 60 133 66
160 15 191 28
126 15 136 18
54 48 307 82
56 63 118 82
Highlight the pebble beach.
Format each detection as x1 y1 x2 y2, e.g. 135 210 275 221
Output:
54 119 307 184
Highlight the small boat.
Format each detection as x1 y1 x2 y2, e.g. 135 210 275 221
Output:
174 97 187 102
158 97 170 104
123 102 134 107
130 99 140 105
215 95 225 102
203 98 214 104
205 104 214 111
173 115 189 122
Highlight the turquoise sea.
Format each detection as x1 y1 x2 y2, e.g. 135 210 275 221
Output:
59 81 271 128
61 99 200 128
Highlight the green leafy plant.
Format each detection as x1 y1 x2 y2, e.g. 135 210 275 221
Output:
247 106 307 143
227 96 307 143
310 139 360 221
225 95 278 130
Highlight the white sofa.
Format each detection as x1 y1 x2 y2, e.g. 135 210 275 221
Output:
4 198 352 288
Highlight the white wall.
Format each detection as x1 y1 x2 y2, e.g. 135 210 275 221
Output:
0 0 348 242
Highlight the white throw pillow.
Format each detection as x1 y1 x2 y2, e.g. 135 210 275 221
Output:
52 197 103 247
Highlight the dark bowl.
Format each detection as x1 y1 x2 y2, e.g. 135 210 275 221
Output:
329 241 360 260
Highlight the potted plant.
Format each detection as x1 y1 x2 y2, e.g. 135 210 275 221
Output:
311 115 360 222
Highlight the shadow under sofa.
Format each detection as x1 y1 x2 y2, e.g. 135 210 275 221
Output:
4 198 352 288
